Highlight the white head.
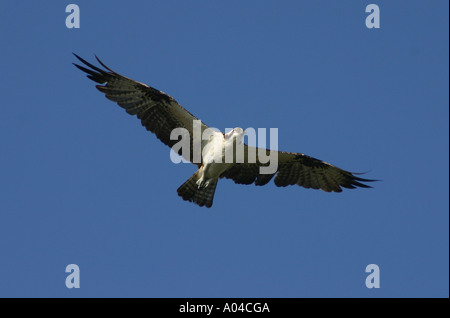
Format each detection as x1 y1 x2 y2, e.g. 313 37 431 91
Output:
225 127 245 144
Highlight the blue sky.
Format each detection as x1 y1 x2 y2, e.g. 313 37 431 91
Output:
0 1 448 297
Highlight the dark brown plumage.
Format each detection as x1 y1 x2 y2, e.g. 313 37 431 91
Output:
221 150 373 192
73 54 208 164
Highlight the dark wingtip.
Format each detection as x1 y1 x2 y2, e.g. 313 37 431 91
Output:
351 170 379 181
73 54 110 84
72 53 109 74
351 174 379 190
349 170 379 183
94 54 116 73
352 181 373 189
72 52 87 64
342 170 379 190
353 176 379 183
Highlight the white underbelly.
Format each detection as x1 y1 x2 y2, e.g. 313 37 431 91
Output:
203 162 233 179
201 131 234 179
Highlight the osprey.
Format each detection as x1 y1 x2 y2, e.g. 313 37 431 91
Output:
73 54 375 208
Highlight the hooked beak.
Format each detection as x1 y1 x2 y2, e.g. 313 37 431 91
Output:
225 130 233 140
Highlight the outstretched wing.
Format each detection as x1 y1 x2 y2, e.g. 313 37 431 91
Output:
221 145 375 192
73 54 209 164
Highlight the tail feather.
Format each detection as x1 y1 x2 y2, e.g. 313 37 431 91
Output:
177 172 218 208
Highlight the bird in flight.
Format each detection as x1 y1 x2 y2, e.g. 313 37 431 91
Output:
73 54 375 208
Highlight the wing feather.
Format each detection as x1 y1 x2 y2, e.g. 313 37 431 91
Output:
73 54 209 164
221 146 375 192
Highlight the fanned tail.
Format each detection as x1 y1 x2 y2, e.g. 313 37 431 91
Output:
177 171 218 208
